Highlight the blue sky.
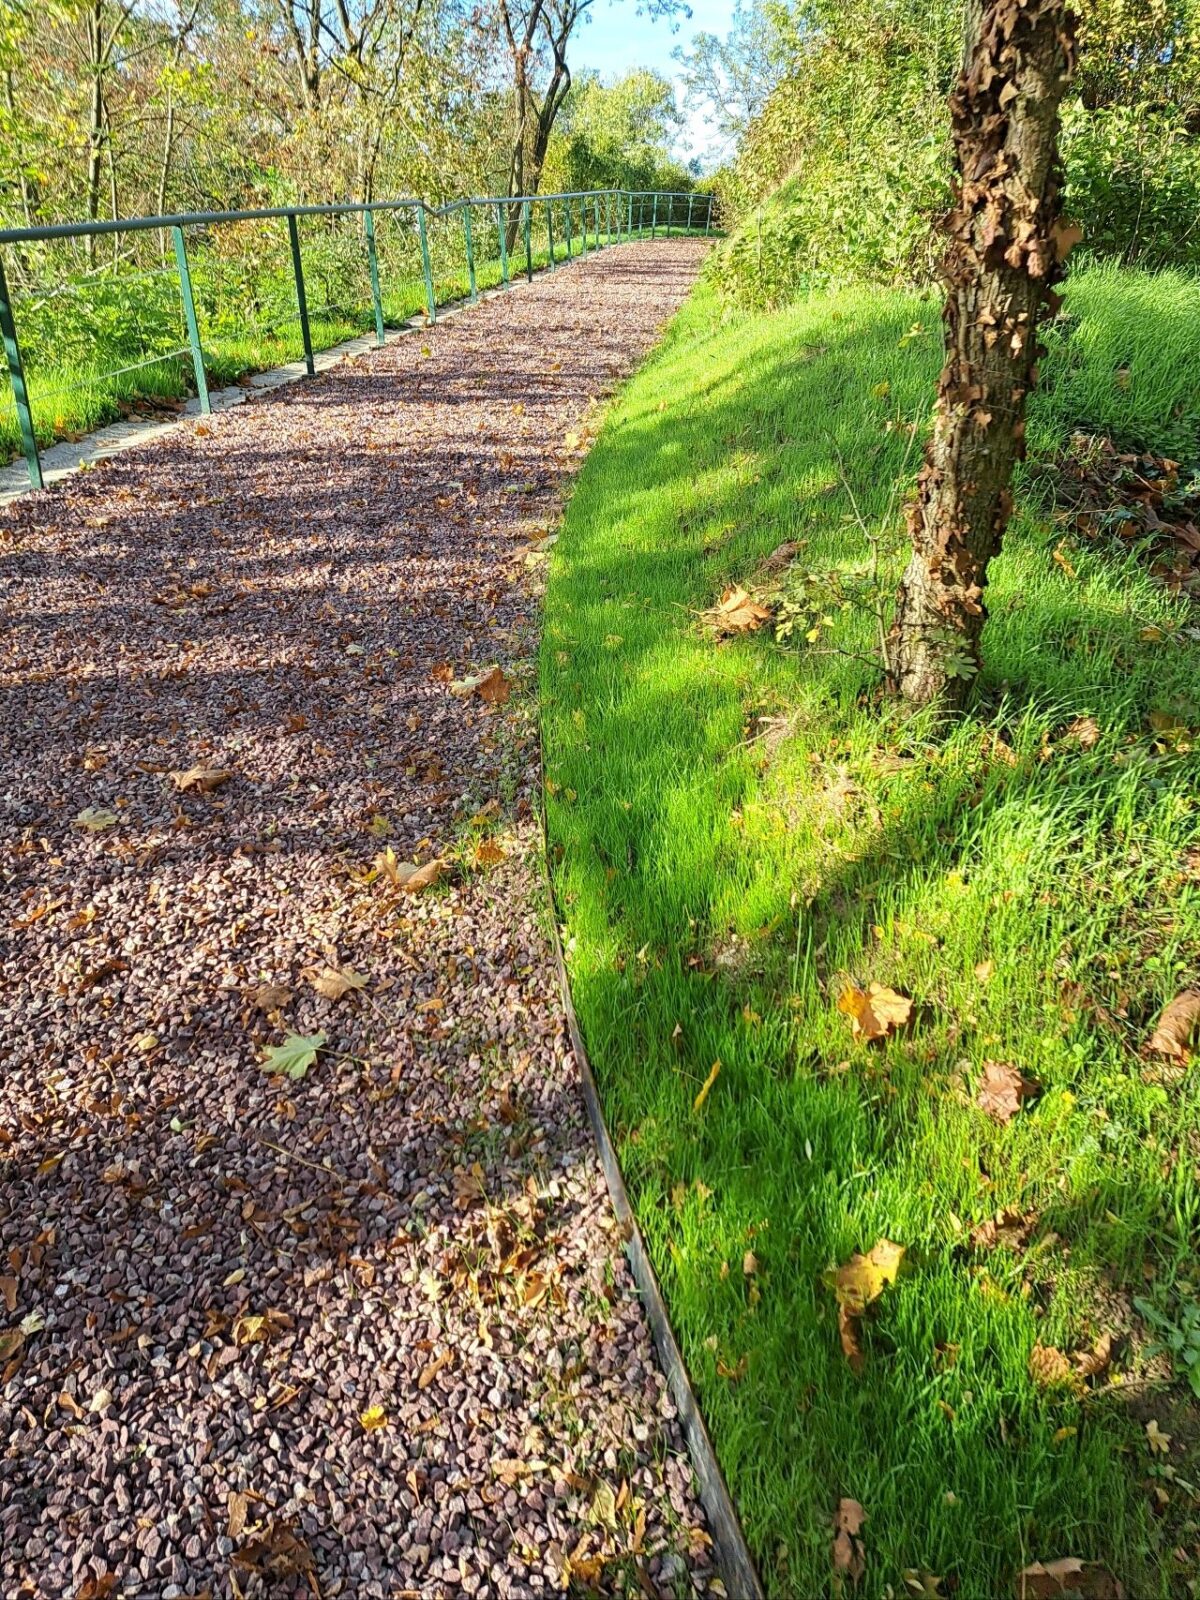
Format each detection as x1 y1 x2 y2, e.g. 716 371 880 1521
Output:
572 0 738 166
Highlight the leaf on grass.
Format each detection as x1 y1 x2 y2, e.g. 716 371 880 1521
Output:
260 1032 326 1080
1073 1331 1113 1382
1028 1343 1074 1389
977 1061 1039 1123
838 1305 864 1374
1016 1557 1123 1599
170 765 233 794
359 1404 389 1431
1148 990 1200 1059
75 808 118 831
450 665 511 704
703 585 773 636
970 1207 1037 1252
1146 1418 1171 1455
832 1497 866 1584
303 963 368 1002
837 982 912 1043
1064 716 1101 750
693 1060 720 1112
826 1240 905 1315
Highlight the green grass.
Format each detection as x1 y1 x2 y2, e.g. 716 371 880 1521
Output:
0 225 711 464
540 264 1200 1596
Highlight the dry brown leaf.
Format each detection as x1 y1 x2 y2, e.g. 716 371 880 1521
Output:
1148 990 1200 1059
833 1497 866 1584
705 585 773 636
970 1207 1037 1252
302 963 368 1002
232 1309 292 1347
231 1520 316 1579
1028 1343 1074 1390
976 1060 1039 1124
1064 716 1101 750
170 765 233 794
1073 1331 1113 1382
474 839 506 869
0 1277 17 1313
450 665 511 703
838 1304 864 1375
227 1490 249 1540
251 983 292 1013
418 1348 454 1390
838 982 912 1044
1016 1557 1123 1599
375 847 445 893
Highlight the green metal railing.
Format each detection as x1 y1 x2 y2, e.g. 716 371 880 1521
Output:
0 186 713 491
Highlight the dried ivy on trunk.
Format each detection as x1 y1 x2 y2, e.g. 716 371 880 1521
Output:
890 0 1079 707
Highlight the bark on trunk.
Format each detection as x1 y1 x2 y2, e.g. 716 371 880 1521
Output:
890 0 1078 707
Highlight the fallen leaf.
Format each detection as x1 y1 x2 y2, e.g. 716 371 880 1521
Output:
75 807 118 831
232 1520 315 1579
977 1060 1039 1123
227 1490 249 1539
418 1348 453 1390
1064 716 1101 750
1016 1557 1123 1599
260 1032 326 1080
1146 1418 1171 1455
1148 990 1200 1059
832 1497 866 1584
1028 1343 1073 1389
474 839 506 869
970 1207 1037 1252
232 1308 292 1346
359 1404 389 1431
1073 1331 1113 1382
693 1060 720 1112
703 585 773 636
0 1277 16 1313
303 963 368 1001
78 1578 118 1600
827 1240 905 1315
251 983 292 1013
170 766 233 794
974 960 995 983
450 665 511 704
838 982 912 1043
377 850 445 893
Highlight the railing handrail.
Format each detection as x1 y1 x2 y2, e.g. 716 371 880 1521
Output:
0 188 708 248
0 184 715 492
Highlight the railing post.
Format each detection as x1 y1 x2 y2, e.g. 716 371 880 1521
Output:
286 212 315 376
496 201 509 287
462 204 478 303
0 252 42 491
547 199 556 269
627 192 633 239
523 200 532 282
565 199 573 260
593 196 600 249
688 193 694 232
363 209 385 346
651 193 657 239
580 198 587 257
417 206 436 323
706 194 713 236
171 225 211 413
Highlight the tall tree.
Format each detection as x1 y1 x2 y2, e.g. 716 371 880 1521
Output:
889 0 1079 707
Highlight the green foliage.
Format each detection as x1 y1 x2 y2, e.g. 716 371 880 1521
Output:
709 0 1200 306
543 70 693 196
541 263 1200 1596
1135 1293 1200 1399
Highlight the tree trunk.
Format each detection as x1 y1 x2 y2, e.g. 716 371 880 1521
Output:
889 0 1079 707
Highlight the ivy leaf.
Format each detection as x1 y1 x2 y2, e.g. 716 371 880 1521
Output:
260 1032 326 1080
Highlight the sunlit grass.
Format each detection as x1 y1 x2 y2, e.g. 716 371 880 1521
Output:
541 265 1200 1597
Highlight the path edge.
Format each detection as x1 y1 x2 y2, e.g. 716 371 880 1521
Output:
538 797 765 1600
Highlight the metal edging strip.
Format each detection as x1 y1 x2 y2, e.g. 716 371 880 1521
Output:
538 795 766 1600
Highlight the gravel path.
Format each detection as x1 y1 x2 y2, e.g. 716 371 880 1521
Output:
0 240 713 1600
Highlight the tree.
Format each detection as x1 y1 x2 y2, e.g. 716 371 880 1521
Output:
675 0 796 162
889 0 1079 707
543 68 689 194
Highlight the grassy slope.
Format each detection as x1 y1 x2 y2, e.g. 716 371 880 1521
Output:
541 267 1200 1596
